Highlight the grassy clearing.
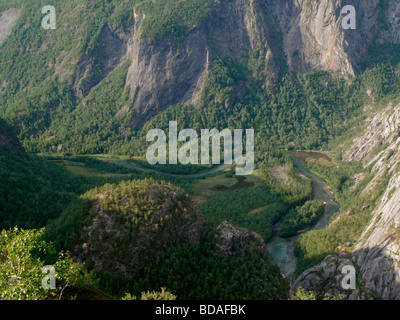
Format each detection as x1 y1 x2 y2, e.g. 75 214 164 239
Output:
63 165 129 178
248 204 274 215
193 171 262 201
289 150 333 167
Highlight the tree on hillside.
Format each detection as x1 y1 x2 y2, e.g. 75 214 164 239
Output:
0 228 92 300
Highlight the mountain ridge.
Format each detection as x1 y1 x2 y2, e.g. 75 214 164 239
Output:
1 0 400 149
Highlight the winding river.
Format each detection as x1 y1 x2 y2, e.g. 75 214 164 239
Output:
265 151 340 276
92 152 339 276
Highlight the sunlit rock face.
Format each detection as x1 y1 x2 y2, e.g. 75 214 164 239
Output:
294 103 400 300
0 8 21 45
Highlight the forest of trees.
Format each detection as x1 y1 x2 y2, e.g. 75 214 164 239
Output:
1 0 400 301
200 184 287 240
279 200 325 238
94 227 289 300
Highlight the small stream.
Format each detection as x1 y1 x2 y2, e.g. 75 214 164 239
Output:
266 151 340 276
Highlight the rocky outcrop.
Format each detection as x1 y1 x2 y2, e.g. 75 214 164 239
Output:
343 106 400 164
292 254 358 298
352 154 400 299
60 0 280 125
294 103 400 300
269 0 382 76
73 180 205 276
214 220 267 255
73 183 273 277
379 0 400 44
5 1 400 128
0 8 20 46
83 0 400 124
54 0 282 125
343 105 400 195
72 24 131 98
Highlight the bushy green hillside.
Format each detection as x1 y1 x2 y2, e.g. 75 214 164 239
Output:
44 179 289 300
200 183 287 240
0 123 196 231
0 147 84 229
280 200 324 238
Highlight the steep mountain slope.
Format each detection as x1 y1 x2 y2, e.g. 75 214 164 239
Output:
2 0 400 300
0 118 82 229
0 8 20 45
347 104 400 299
293 102 400 299
0 118 24 152
123 0 280 125
0 120 290 299
1 0 400 155
270 0 382 76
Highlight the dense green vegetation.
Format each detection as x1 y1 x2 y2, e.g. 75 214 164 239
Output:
137 0 214 39
2 0 400 301
44 156 140 174
0 228 93 300
0 0 215 156
280 200 324 238
1 0 400 161
290 286 345 301
200 184 286 240
121 287 177 300
0 148 84 230
257 153 313 206
43 178 289 300
46 178 198 261
96 227 289 300
2 0 400 164
130 158 211 175
0 146 200 231
0 226 181 300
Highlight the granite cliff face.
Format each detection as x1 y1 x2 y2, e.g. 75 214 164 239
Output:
121 0 400 123
53 0 281 125
123 0 280 125
293 103 400 300
0 8 20 45
349 105 400 300
2 0 400 298
270 0 381 76
3 0 399 125
97 0 400 124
